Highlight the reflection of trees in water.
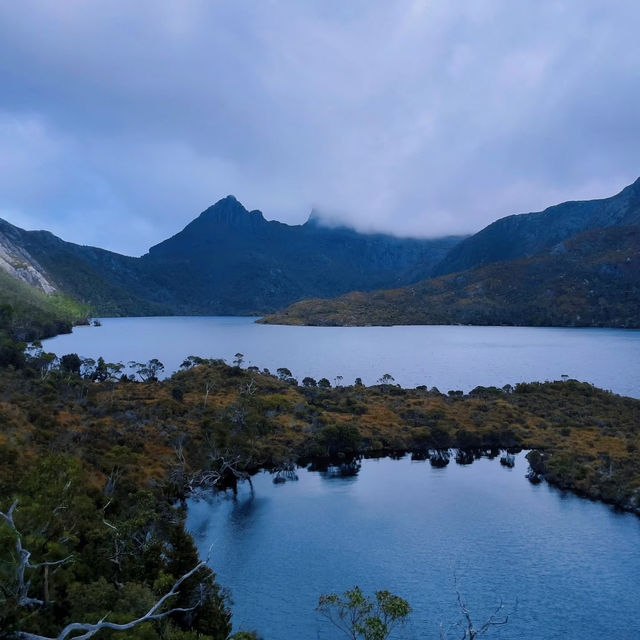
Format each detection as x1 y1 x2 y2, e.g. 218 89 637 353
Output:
312 459 362 480
408 448 521 469
273 461 299 484
229 491 259 523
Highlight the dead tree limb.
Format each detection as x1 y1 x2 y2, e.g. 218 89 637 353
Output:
13 561 208 640
3 503 214 640
439 574 515 640
0 500 72 609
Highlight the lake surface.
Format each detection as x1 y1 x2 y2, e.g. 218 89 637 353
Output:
187 455 640 640
44 316 640 397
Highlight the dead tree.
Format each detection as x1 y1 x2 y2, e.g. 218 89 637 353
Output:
440 576 515 640
169 444 253 495
13 561 207 640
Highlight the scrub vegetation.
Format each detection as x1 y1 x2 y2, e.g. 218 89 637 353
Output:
0 333 638 637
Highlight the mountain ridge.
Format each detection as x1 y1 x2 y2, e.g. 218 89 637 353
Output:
434 177 640 276
2 178 639 325
260 225 640 328
0 198 464 316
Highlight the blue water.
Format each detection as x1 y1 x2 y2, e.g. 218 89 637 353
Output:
44 316 640 397
187 455 640 640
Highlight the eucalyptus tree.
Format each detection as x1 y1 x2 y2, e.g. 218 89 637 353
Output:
317 586 411 640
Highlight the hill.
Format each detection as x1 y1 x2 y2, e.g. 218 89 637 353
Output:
260 226 640 327
0 218 171 316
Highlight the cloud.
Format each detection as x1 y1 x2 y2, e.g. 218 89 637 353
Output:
0 0 638 254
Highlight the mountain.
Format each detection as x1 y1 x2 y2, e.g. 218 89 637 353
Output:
261 226 640 328
0 198 464 317
434 177 640 276
4 179 638 326
140 196 463 314
261 178 640 328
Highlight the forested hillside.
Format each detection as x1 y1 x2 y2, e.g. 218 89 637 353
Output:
262 226 640 328
0 269 89 342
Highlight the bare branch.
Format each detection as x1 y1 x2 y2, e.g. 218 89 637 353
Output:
441 573 515 640
13 562 209 640
102 498 118 532
1 500 72 609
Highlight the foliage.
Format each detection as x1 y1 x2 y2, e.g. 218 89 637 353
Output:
317 586 411 640
0 337 639 637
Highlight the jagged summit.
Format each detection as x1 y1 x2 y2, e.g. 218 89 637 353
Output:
148 196 269 256
197 195 266 228
140 195 462 313
3 177 637 320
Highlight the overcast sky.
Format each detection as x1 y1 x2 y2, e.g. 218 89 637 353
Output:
1 1 639 256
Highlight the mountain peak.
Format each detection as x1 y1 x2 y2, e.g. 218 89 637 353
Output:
198 196 266 228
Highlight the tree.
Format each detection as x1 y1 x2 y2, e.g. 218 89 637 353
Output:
318 377 332 389
24 343 58 380
377 374 395 390
302 376 317 388
203 377 215 408
128 359 165 382
440 575 515 640
79 357 96 379
0 500 231 640
59 354 81 375
233 353 244 367
180 355 204 370
317 586 411 640
276 367 293 382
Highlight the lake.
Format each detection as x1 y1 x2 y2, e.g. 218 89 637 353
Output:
187 455 640 639
44 316 640 397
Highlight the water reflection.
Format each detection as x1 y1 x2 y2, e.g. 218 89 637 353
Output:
188 455 640 639
311 459 362 480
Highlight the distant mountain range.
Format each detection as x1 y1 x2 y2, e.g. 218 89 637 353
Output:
261 178 640 328
2 178 639 329
0 197 462 317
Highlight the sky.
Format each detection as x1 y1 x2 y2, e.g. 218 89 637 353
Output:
1 0 639 256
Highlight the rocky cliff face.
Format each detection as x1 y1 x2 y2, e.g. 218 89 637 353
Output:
0 220 57 294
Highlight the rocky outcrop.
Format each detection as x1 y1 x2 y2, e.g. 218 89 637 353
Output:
0 222 57 294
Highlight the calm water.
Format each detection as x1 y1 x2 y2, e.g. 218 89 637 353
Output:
187 455 640 640
44 316 640 397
